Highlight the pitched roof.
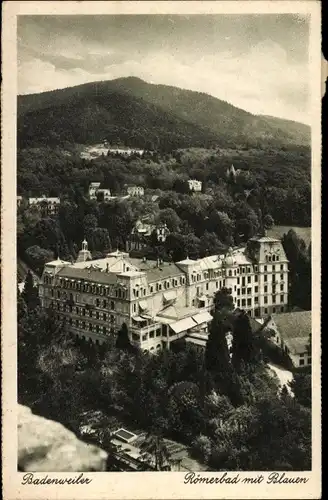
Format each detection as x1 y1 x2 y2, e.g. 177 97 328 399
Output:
271 311 311 340
29 197 60 203
283 337 309 355
127 259 184 282
270 311 311 356
45 259 70 267
248 316 270 334
157 304 199 320
56 266 118 284
249 236 280 243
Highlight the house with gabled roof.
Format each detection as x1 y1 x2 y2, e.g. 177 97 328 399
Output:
264 311 312 368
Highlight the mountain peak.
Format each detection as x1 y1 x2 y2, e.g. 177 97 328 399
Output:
18 77 310 149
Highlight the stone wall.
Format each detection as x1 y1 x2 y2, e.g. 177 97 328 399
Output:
18 405 108 472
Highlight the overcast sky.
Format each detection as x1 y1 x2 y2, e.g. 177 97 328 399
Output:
18 15 310 124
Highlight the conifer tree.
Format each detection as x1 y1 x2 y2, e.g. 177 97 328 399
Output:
115 322 132 350
231 310 257 370
205 312 231 373
205 311 240 401
21 270 39 310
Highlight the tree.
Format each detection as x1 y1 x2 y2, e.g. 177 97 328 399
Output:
167 381 204 440
158 208 181 233
282 230 311 310
263 213 274 230
205 312 231 372
204 391 233 421
231 311 258 370
191 434 212 463
207 210 234 245
21 271 39 310
25 245 54 276
172 178 189 194
204 312 241 403
289 372 311 408
199 231 223 257
165 233 186 261
214 287 234 312
234 202 260 242
91 227 111 252
115 323 132 351
140 433 172 470
83 214 98 239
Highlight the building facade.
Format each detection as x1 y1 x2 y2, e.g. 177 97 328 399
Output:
126 186 145 197
188 179 202 192
29 196 60 216
88 183 111 202
127 219 169 251
39 236 288 352
264 311 311 368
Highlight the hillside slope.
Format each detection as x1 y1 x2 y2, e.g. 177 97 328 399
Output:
18 77 310 149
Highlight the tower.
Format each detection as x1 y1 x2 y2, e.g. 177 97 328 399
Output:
76 239 92 263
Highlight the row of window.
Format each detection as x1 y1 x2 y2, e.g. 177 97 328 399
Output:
237 287 256 296
265 284 285 293
133 276 187 297
263 294 285 304
263 274 285 283
265 254 281 262
252 306 285 316
51 302 116 322
198 282 285 297
48 278 127 299
299 357 311 366
236 294 285 307
52 291 117 310
263 264 286 272
132 328 162 342
58 314 114 335
237 276 258 285
150 277 186 294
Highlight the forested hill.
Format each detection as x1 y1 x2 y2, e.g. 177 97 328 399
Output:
18 77 310 150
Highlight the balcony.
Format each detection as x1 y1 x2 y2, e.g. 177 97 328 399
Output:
130 318 163 335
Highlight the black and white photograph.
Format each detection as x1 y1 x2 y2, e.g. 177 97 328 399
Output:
1 1 321 498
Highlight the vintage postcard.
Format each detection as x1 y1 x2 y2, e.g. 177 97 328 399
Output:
2 1 322 499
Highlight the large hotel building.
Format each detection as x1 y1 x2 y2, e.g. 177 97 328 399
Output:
39 236 289 352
